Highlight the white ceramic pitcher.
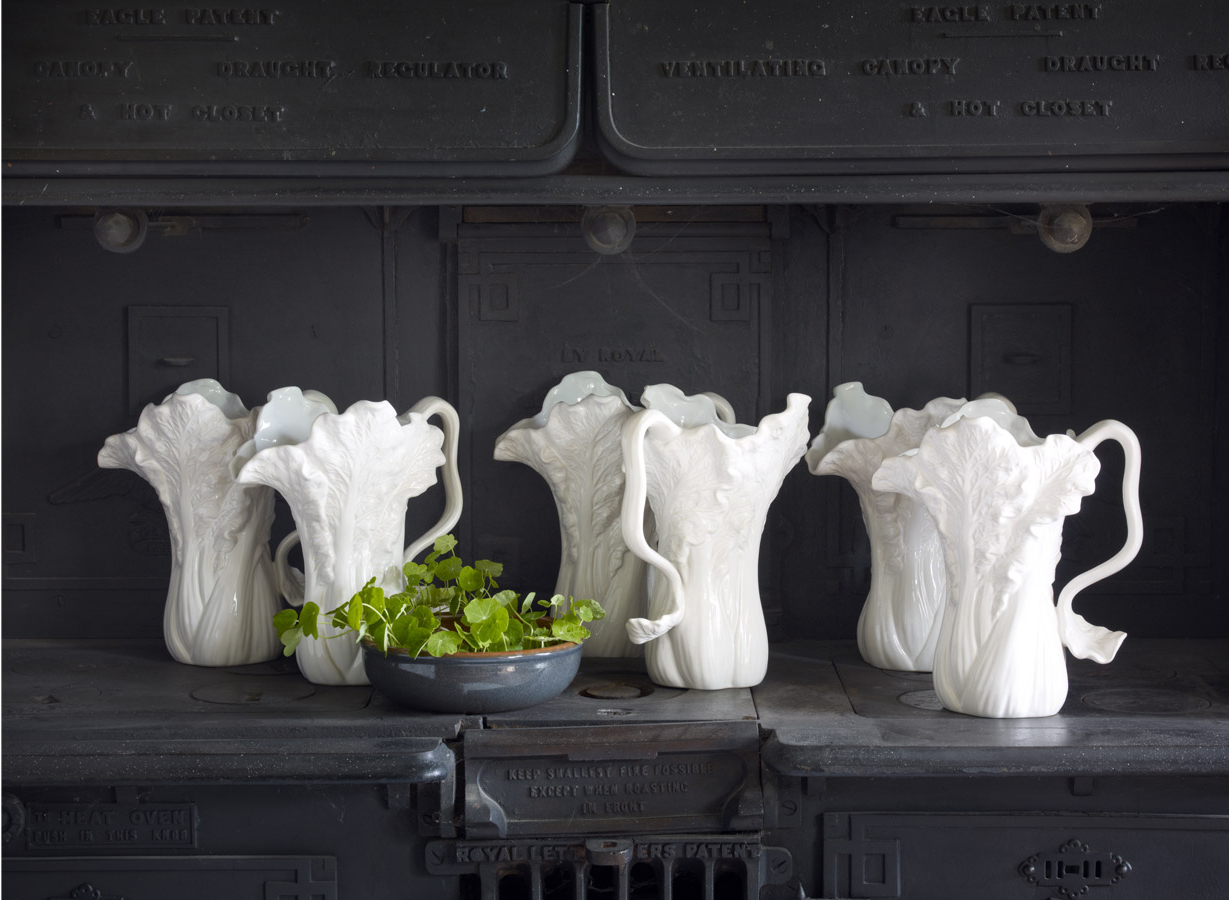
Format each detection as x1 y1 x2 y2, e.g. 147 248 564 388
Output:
98 379 281 667
620 393 810 689
871 403 1143 718
233 388 462 686
493 371 735 657
807 383 1012 672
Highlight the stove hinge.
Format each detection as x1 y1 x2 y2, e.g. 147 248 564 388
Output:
762 765 805 832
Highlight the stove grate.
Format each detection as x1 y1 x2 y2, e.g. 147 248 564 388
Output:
429 837 792 900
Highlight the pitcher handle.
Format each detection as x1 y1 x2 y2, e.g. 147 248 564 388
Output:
402 396 464 564
1055 419 1143 663
700 392 737 425
274 531 306 607
621 408 687 644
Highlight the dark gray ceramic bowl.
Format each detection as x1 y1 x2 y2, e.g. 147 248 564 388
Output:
362 639 583 713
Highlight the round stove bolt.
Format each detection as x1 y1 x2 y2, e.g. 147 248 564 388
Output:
1037 204 1093 254
582 206 636 255
93 208 149 254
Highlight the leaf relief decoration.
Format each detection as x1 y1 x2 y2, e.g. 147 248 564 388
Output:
643 394 809 610
873 415 1110 716
495 394 634 570
99 392 280 667
235 400 444 590
625 394 809 688
98 393 252 563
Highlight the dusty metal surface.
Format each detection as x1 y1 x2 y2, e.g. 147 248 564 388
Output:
8 637 1228 786
756 639 1229 777
1 639 466 786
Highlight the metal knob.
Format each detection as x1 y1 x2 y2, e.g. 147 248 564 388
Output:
1037 204 1093 254
93 208 148 253
582 206 636 255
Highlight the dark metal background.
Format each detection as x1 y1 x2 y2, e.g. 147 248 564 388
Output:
3 2 1228 899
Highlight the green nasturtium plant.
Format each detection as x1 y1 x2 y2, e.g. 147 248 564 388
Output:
273 534 605 659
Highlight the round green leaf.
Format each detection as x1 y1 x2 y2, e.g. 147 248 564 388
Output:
503 619 525 650
457 566 484 593
475 559 503 578
426 630 464 657
434 556 463 583
552 614 590 644
463 596 501 625
472 607 510 647
402 561 429 585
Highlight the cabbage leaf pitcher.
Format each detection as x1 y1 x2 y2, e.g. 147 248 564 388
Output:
98 379 281 667
234 388 462 686
620 393 810 689
494 371 735 658
807 383 1018 673
872 403 1143 718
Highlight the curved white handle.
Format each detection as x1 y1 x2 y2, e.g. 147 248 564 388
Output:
273 531 306 607
620 408 687 644
700 392 737 425
1056 419 1143 663
401 396 464 564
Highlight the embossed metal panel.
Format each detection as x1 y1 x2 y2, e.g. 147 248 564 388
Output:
596 0 1229 174
463 723 764 837
2 0 581 174
4 855 338 899
23 802 197 852
823 813 1229 899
